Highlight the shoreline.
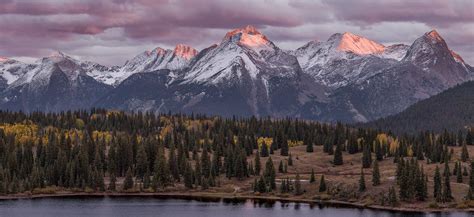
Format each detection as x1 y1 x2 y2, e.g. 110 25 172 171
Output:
0 192 472 213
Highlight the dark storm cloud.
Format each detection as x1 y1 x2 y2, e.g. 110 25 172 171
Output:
0 0 472 65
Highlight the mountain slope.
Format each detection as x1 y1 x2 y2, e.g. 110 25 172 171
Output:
364 81 474 133
0 58 33 91
324 30 473 122
293 32 403 88
0 52 111 112
98 25 308 117
90 44 198 86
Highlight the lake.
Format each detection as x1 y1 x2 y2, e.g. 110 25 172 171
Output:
0 196 471 217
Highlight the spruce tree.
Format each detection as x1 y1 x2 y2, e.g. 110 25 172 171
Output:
254 151 261 175
461 143 469 162
456 162 463 183
442 160 452 202
184 162 193 189
388 186 398 207
372 160 380 186
362 144 372 168
333 143 343 166
306 138 313 153
278 160 284 173
143 169 151 189
136 144 148 180
433 166 442 202
359 168 366 192
153 150 171 190
264 157 276 190
109 173 117 191
294 173 302 195
123 167 134 190
257 176 266 193
288 153 293 166
319 175 326 192
310 169 316 183
280 138 289 156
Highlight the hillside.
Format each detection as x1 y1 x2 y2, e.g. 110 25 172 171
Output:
365 81 474 133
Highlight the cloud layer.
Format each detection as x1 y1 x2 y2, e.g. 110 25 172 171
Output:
1 0 473 65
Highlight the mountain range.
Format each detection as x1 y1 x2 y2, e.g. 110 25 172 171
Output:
0 25 472 123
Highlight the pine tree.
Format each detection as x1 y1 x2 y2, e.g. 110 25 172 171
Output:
264 157 276 190
143 169 151 189
461 143 469 162
468 161 474 200
294 173 302 195
109 173 117 191
319 175 326 192
433 166 442 202
280 137 289 156
359 168 366 192
375 141 383 161
309 169 316 183
372 160 380 186
257 176 266 193
333 143 343 165
278 160 284 173
388 186 398 207
152 150 171 190
136 144 148 180
288 153 293 166
442 160 452 202
254 151 261 175
184 162 193 189
362 144 372 168
456 162 463 183
306 138 313 153
123 167 134 190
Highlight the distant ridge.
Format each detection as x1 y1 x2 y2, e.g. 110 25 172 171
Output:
364 81 474 133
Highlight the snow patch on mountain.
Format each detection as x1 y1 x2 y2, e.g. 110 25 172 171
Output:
377 44 409 61
0 58 32 85
88 45 198 86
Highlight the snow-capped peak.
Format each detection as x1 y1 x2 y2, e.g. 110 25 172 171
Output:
223 25 273 52
335 32 385 55
174 44 198 60
0 56 9 63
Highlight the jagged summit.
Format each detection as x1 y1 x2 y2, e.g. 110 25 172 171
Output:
403 29 454 65
224 25 262 38
223 25 273 51
333 32 386 55
425 30 444 42
0 56 9 62
173 44 198 60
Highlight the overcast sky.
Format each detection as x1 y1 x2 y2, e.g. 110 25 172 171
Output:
1 0 473 66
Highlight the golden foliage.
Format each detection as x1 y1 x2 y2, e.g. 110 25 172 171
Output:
288 140 303 147
0 122 38 144
257 137 273 152
389 139 399 154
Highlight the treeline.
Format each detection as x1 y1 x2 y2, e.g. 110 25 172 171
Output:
0 109 472 205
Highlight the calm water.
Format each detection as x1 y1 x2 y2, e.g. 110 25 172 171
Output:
0 196 471 217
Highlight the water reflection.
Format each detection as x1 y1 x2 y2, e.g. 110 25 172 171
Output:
0 197 471 217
